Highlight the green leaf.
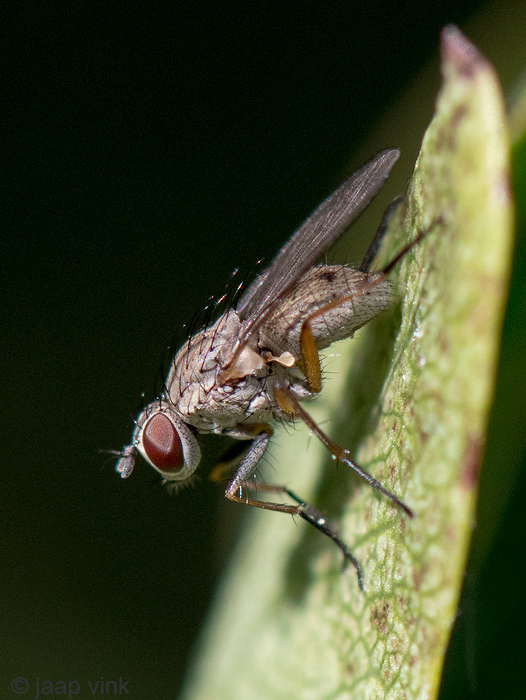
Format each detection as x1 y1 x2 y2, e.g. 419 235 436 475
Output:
181 27 513 700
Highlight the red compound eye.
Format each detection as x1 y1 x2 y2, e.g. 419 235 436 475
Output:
142 414 184 471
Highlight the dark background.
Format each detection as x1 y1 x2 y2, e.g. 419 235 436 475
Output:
3 2 525 699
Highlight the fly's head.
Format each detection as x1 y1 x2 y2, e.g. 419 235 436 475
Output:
116 398 201 485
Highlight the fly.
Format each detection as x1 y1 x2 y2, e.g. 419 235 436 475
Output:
115 149 427 590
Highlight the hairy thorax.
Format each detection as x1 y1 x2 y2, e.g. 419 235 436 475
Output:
166 310 279 434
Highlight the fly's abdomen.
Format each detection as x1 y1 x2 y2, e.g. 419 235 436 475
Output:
258 265 391 357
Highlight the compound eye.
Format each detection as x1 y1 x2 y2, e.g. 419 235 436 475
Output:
142 414 184 471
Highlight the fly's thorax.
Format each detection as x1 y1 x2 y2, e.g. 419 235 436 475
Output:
168 309 242 386
164 310 241 402
258 264 392 357
163 309 275 434
174 373 274 433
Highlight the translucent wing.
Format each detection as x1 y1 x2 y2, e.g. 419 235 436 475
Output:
233 149 399 356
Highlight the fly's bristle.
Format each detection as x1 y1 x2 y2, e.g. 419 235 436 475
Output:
164 472 200 494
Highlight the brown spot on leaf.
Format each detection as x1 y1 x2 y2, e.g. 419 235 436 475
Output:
447 105 468 150
436 104 469 152
445 524 456 544
412 563 427 591
461 433 484 489
344 661 355 678
371 600 391 635
437 328 450 354
451 104 468 130
418 428 430 444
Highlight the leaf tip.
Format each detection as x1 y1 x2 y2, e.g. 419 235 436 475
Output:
440 25 488 79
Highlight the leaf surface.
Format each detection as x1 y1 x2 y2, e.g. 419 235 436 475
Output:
181 27 513 700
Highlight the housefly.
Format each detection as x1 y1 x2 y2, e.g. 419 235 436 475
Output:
115 149 426 589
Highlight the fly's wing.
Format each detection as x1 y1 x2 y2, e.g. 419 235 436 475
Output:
235 149 400 347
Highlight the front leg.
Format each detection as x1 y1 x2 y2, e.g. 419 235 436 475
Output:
225 430 277 503
224 428 365 589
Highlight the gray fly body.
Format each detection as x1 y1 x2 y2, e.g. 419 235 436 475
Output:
115 149 424 589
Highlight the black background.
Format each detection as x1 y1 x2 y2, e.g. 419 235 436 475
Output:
3 2 524 699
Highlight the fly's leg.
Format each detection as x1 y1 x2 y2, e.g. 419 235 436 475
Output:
224 431 294 513
286 488 364 590
274 383 414 518
222 428 365 588
359 195 403 273
209 440 258 484
299 276 386 393
297 207 398 393
209 424 273 484
361 199 443 275
299 212 436 395
245 480 364 590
